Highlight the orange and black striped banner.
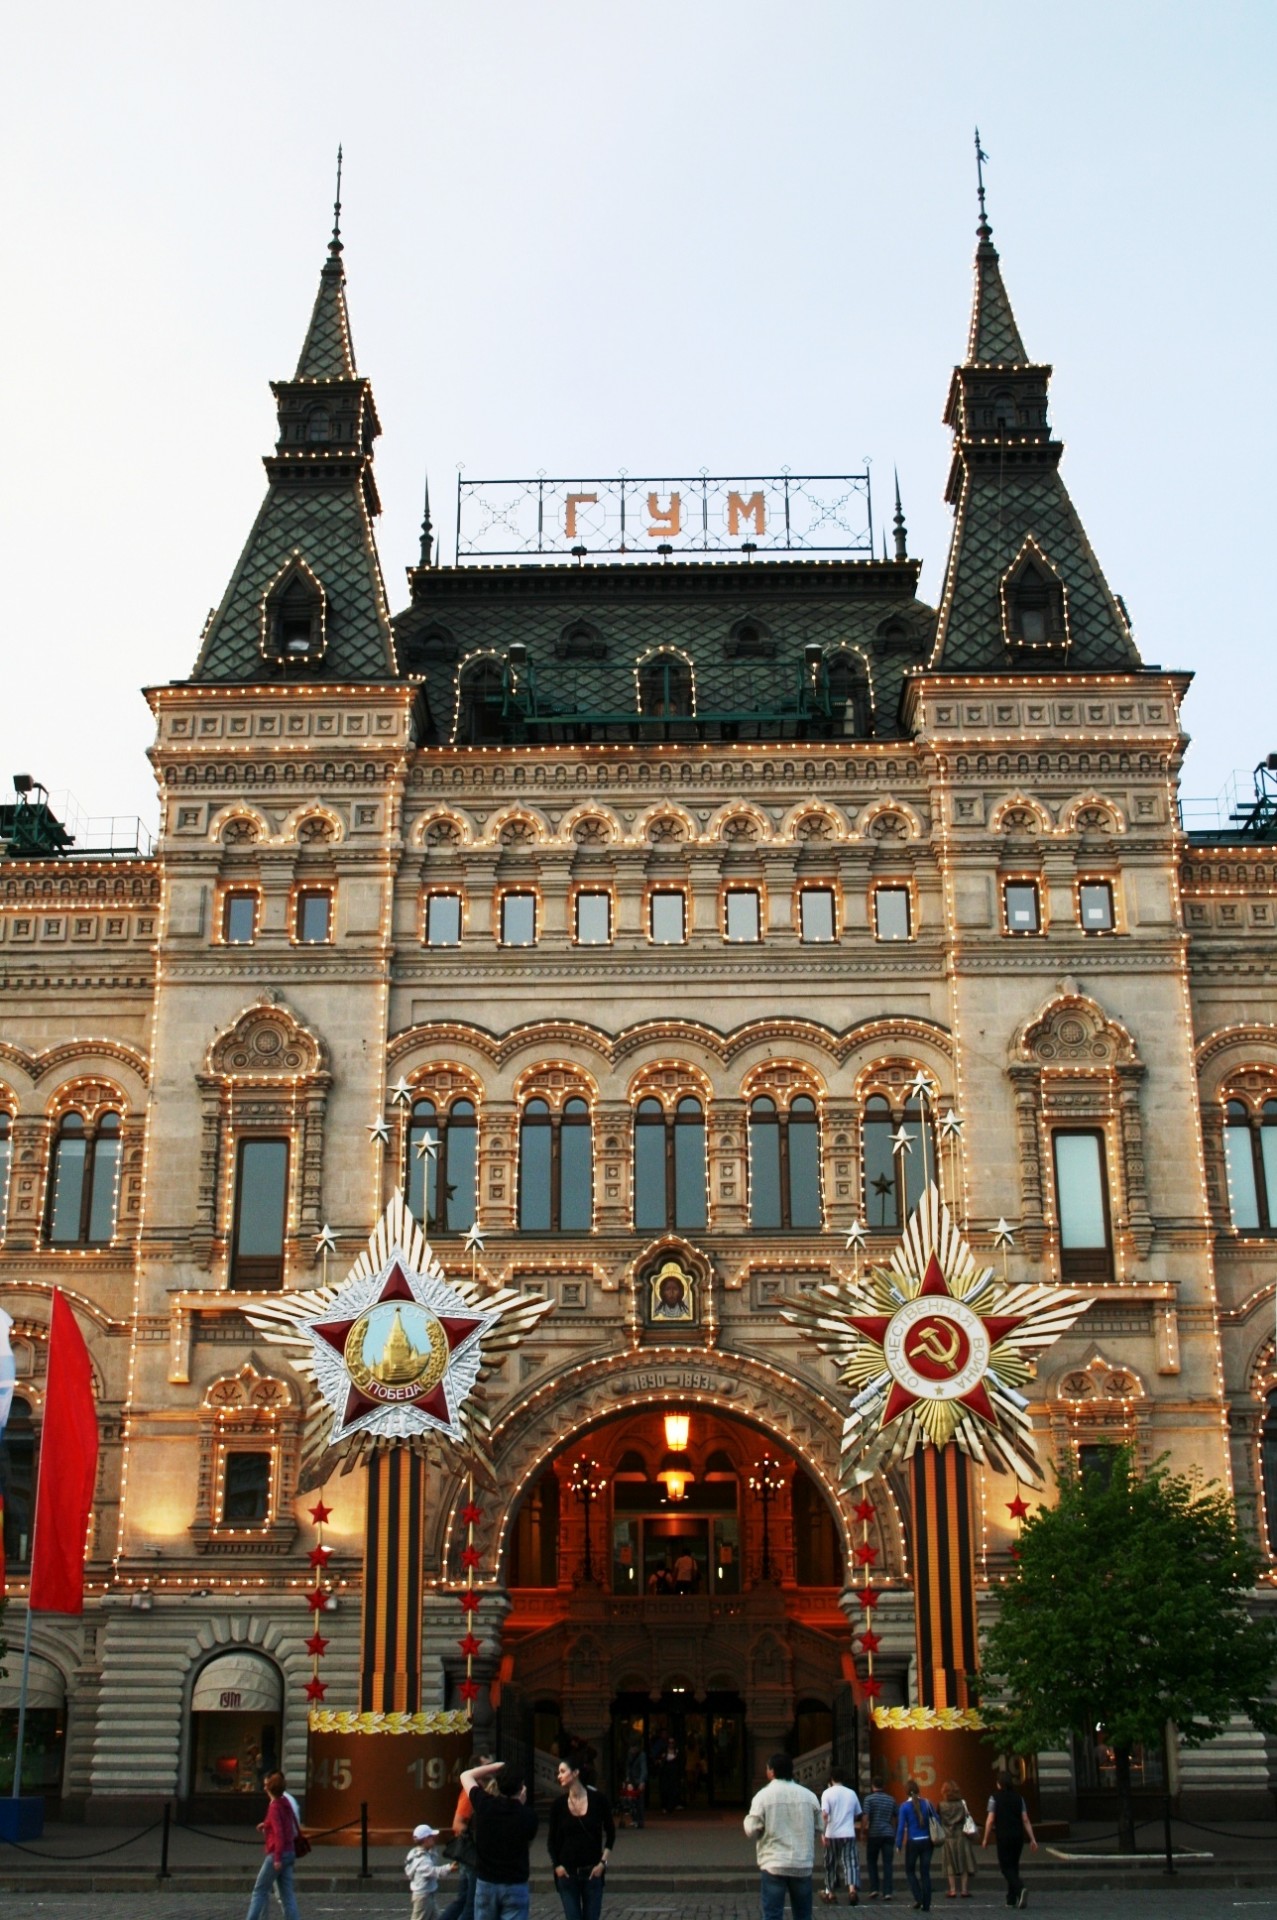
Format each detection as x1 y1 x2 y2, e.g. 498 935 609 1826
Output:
909 1445 978 1710
360 1450 427 1713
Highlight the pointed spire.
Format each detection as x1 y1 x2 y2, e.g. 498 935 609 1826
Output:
892 470 908 561
966 129 1029 366
295 151 357 380
419 472 434 568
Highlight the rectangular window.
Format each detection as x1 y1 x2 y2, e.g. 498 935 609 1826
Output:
874 886 912 940
223 892 258 945
297 891 332 943
724 889 760 942
425 893 462 946
221 1451 271 1524
1052 1130 1113 1280
501 892 537 946
231 1138 289 1289
650 892 686 944
799 888 836 943
1079 881 1115 931
575 891 612 945
1004 881 1041 933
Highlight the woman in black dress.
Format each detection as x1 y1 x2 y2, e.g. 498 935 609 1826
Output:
548 1758 615 1920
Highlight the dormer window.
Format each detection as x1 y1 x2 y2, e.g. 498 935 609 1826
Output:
999 538 1070 653
638 652 694 718
277 580 318 656
726 617 774 659
306 406 331 444
261 559 327 666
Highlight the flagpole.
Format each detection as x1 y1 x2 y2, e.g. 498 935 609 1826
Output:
11 1604 34 1800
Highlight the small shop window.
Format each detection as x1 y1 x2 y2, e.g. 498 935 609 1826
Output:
425 893 462 947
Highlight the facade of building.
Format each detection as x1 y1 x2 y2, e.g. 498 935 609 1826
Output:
1 200 1275 1820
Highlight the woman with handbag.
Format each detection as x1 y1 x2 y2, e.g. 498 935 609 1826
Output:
548 1757 615 1920
245 1770 302 1920
894 1778 937 1912
937 1782 976 1899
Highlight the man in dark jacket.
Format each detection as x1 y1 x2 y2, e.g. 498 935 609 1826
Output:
460 1759 539 1920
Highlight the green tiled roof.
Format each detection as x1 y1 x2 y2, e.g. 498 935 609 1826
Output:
395 563 935 741
295 245 358 379
190 484 396 682
967 227 1029 366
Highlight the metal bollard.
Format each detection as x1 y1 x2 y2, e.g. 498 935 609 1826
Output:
1162 1795 1175 1875
158 1801 172 1880
360 1800 371 1880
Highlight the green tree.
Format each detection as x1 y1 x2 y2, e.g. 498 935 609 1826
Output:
979 1447 1277 1852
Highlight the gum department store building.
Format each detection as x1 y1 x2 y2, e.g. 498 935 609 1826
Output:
1 193 1275 1822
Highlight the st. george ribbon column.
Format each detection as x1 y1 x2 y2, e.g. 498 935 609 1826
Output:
248 1195 552 1843
784 1183 1091 1795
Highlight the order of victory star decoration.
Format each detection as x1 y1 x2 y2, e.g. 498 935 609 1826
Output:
244 1194 553 1486
783 1185 1091 1484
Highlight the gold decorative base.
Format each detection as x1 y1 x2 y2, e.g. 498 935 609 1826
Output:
305 1715 471 1844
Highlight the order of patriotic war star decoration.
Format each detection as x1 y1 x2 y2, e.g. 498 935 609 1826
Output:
245 1192 553 1487
782 1184 1091 1485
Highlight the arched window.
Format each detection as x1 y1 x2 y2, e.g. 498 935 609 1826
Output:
457 660 506 744
46 1110 122 1245
406 1096 477 1234
1262 1390 1277 1557
519 1096 592 1232
862 1094 928 1230
825 652 870 735
634 1095 706 1231
638 653 693 718
749 1095 821 1230
1225 1098 1277 1232
306 406 331 443
0 1109 11 1239
0 1395 35 1566
274 576 321 659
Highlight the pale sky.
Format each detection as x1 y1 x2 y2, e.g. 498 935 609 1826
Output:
4 1 1274 832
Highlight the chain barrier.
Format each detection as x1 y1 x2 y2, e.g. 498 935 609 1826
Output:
173 1813 362 1846
1 1811 361 1863
0 1818 162 1859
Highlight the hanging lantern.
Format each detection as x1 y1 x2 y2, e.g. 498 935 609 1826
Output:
658 1411 694 1501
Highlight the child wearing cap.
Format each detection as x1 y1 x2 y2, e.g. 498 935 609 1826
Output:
405 1822 455 1920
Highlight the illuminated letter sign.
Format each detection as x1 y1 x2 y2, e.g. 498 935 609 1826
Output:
727 491 766 536
564 493 598 539
646 492 682 539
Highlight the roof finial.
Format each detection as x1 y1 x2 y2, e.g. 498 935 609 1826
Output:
419 471 434 568
330 144 344 256
974 127 991 241
893 469 908 561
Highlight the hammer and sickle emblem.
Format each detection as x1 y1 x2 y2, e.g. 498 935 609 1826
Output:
909 1319 961 1372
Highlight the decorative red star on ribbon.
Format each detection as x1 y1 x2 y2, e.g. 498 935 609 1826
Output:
305 1586 328 1611
853 1498 876 1524
308 1543 333 1568
304 1676 328 1702
458 1677 480 1704
458 1590 481 1613
461 1545 482 1570
1007 1494 1031 1520
858 1628 882 1654
458 1632 482 1657
305 1631 330 1657
461 1502 484 1526
854 1543 878 1566
312 1261 483 1435
855 1586 880 1610
848 1251 1031 1431
308 1499 332 1525
859 1675 883 1699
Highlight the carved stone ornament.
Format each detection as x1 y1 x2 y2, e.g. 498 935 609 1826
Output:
297 816 335 845
572 816 612 846
209 1005 324 1079
647 815 686 844
426 818 463 848
221 817 259 846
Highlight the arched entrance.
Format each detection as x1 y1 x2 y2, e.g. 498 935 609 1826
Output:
464 1351 903 1802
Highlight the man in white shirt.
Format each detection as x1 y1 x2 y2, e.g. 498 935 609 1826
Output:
744 1752 823 1920
820 1767 862 1905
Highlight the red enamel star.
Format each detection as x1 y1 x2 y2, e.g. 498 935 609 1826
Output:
305 1586 328 1611
1007 1495 1031 1520
311 1261 484 1435
461 1546 481 1570
853 1499 876 1524
461 1502 483 1526
458 1632 482 1657
304 1676 328 1702
459 1590 481 1612
458 1677 480 1704
308 1543 333 1567
308 1500 333 1525
305 1631 330 1657
859 1675 883 1699
850 1251 1031 1432
854 1543 878 1566
858 1628 882 1654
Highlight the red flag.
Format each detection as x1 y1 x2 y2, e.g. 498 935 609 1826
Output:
30 1291 99 1614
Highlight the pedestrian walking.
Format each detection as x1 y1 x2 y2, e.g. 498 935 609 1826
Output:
894 1779 937 1913
936 1781 976 1900
439 1758 488 1920
624 1739 648 1829
820 1765 862 1904
244 1770 301 1920
406 1822 455 1920
461 1758 538 1920
743 1750 823 1920
981 1770 1037 1909
860 1776 898 1902
548 1755 615 1920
